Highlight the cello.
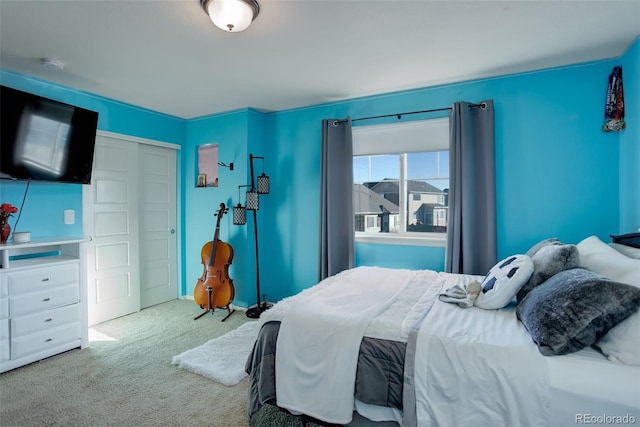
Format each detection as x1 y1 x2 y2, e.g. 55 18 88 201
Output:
194 202 235 321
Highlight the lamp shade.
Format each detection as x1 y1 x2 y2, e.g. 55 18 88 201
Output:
202 0 260 32
246 188 259 210
233 203 246 225
257 173 270 194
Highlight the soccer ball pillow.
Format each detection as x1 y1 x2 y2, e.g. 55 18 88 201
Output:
475 255 534 310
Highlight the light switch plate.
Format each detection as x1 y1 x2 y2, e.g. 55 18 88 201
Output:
64 209 75 225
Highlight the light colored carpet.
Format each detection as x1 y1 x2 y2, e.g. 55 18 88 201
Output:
0 299 252 427
173 320 260 386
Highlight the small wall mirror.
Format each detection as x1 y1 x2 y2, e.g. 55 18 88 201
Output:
196 143 219 187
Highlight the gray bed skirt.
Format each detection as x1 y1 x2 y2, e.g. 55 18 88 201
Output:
245 321 406 424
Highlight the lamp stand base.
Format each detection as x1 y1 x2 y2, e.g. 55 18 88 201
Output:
246 302 271 319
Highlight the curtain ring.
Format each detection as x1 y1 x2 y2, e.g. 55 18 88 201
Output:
332 120 339 127
480 102 487 110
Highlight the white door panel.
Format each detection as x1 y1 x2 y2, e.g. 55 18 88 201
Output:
85 135 140 326
139 144 177 309
94 211 129 236
84 133 178 324
95 179 129 203
96 272 132 303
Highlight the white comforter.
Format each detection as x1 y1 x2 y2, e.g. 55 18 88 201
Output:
261 267 551 426
413 273 551 427
274 266 414 424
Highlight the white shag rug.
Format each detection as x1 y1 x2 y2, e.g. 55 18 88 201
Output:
172 320 260 386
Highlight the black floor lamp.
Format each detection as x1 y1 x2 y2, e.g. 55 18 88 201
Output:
233 154 271 318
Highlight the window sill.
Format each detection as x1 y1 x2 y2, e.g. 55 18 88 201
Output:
355 234 446 247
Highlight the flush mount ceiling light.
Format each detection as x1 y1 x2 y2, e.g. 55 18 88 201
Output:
41 58 64 71
201 0 260 32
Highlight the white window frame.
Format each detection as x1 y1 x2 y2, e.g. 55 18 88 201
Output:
353 117 449 247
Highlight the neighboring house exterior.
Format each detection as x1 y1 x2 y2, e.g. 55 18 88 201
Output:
355 179 448 233
353 184 399 233
408 181 448 232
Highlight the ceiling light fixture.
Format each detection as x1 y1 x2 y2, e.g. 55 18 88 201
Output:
201 0 260 33
41 58 64 71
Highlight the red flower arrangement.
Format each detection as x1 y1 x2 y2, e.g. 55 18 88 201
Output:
0 203 18 243
1 203 18 220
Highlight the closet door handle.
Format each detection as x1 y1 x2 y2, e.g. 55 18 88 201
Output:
41 277 50 282
42 297 51 302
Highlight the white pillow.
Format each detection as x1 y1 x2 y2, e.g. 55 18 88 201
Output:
610 242 640 260
577 235 640 287
596 312 640 365
577 235 640 365
475 255 534 310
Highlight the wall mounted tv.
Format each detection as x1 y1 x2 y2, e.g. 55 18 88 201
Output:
1 85 99 184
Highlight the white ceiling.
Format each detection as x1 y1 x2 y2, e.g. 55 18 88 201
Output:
1 0 638 120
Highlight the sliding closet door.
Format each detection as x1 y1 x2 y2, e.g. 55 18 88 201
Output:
84 132 179 325
84 134 141 326
139 143 178 309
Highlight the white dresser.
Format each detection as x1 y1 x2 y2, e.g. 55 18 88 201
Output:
0 237 88 373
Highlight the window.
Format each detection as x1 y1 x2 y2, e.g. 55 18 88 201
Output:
352 118 449 245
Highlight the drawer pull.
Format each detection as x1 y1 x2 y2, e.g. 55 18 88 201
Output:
45 338 53 342
42 297 51 302
41 278 50 282
44 318 53 322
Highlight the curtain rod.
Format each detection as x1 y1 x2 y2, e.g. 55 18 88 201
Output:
334 102 487 125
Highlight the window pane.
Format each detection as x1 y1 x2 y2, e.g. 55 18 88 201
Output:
354 155 399 183
353 157 370 184
407 151 449 179
353 154 399 233
406 178 448 233
407 152 437 179
352 118 450 239
406 152 449 234
439 151 449 177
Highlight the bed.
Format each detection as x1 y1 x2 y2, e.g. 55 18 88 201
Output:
245 233 640 426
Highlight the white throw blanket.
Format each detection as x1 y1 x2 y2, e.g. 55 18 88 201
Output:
275 266 413 424
414 273 551 426
260 268 439 342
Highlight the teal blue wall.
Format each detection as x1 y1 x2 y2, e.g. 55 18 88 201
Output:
355 243 445 272
619 37 640 233
0 69 185 239
257 57 629 302
183 109 266 307
2 38 637 306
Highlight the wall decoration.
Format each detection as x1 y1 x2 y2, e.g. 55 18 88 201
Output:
602 66 625 132
197 144 219 187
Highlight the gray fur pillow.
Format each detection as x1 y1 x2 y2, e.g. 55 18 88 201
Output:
516 268 640 356
516 243 579 302
525 237 560 257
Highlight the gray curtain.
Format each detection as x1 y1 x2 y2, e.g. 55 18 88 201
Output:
445 100 496 275
318 118 354 281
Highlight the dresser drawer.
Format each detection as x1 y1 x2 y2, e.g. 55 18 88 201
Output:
0 318 8 340
0 275 7 297
10 284 79 317
0 318 8 362
11 323 81 360
0 276 8 320
11 304 80 338
7 263 79 295
0 339 8 363
0 296 8 320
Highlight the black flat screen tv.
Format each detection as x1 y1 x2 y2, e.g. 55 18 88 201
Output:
1 85 99 184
